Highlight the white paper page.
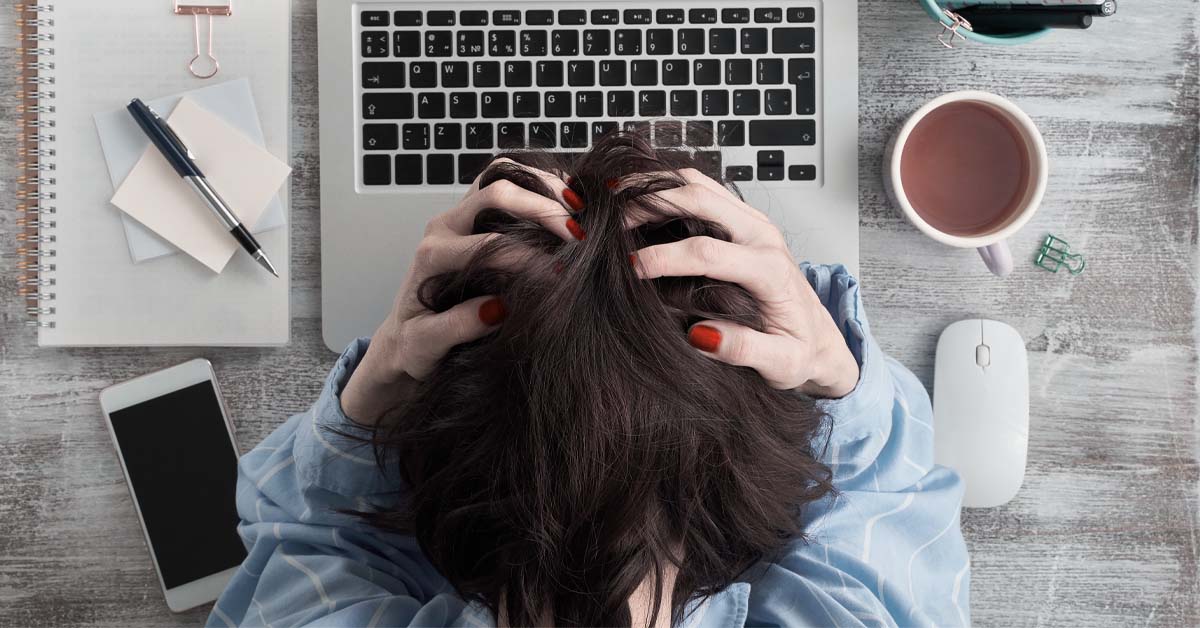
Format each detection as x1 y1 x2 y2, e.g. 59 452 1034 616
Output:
93 78 287 263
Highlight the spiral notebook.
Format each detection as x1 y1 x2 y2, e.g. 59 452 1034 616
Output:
14 1 291 346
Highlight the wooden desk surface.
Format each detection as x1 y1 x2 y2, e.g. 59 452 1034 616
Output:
1 1 1196 625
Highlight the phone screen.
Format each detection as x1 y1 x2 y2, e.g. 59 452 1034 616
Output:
109 380 247 589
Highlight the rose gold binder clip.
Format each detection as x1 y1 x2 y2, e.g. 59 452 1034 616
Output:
937 9 973 49
174 0 232 79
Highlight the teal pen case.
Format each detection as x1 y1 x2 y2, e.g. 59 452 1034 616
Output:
918 0 1050 45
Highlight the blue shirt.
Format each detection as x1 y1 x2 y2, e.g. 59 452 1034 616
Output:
207 265 970 627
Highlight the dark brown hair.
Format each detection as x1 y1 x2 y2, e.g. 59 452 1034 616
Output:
360 134 833 626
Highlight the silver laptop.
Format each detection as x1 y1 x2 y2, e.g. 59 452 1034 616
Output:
318 1 859 352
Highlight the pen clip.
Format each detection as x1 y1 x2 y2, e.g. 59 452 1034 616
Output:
145 104 197 160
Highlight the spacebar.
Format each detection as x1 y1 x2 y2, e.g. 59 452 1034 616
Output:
749 120 816 146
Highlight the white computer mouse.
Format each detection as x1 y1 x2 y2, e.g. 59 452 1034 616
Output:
933 319 1029 508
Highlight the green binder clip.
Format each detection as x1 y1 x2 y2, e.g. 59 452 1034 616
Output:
1034 234 1085 275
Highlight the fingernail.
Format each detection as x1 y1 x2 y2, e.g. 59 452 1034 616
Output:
605 178 619 190
562 188 584 211
688 325 721 353
628 253 638 266
566 218 586 241
478 298 507 326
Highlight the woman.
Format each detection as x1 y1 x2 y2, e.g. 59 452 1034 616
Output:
208 136 969 627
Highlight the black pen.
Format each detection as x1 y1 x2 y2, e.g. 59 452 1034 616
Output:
126 98 279 278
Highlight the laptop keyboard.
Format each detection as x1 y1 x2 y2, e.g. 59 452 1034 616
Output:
356 3 821 188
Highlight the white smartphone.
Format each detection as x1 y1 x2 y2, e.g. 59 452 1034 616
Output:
99 359 247 613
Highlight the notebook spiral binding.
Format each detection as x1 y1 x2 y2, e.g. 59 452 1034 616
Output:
15 4 57 328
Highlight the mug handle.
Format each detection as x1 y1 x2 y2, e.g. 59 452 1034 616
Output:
978 241 1014 277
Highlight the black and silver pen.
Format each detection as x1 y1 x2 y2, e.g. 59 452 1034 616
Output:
126 98 279 277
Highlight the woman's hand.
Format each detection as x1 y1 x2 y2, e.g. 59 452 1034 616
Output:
341 161 583 424
630 169 860 398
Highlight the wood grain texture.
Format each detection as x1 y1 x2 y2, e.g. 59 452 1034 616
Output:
1 0 1196 625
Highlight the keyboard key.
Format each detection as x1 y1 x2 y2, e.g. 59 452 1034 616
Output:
529 122 556 148
754 8 783 23
425 31 453 57
741 28 768 54
545 91 571 117
363 93 413 119
654 121 682 147
689 8 717 23
789 164 816 181
726 165 752 181
559 9 586 25
402 123 429 149
394 11 422 26
362 31 390 57
757 165 784 181
466 123 493 149
656 8 684 23
409 61 436 87
584 30 610 55
750 120 816 145
536 60 564 86
417 93 445 118
494 10 522 26
671 90 698 116
733 90 760 115
441 61 469 87
702 90 728 116
513 92 540 117
450 92 477 118
710 29 736 54
721 8 749 23
726 59 752 85
561 122 588 148
435 123 462 149
576 91 603 117
789 58 816 115
773 27 815 54
489 31 516 56
361 11 388 27
663 59 689 85
623 120 650 136
497 122 525 148
599 60 627 86
686 120 713 146
695 151 722 179
630 60 658 86
364 154 391 185
758 150 784 165
567 60 595 86
458 31 485 56
428 10 455 26
521 30 548 56
694 59 720 85
395 154 422 184
678 29 704 54
608 91 635 117
527 10 554 25
757 58 784 84
625 9 652 25
718 120 745 146
788 7 816 23
427 154 454 184
646 29 673 55
363 123 398 150
765 89 791 115
639 90 667 116
505 61 532 87
552 30 579 56
591 9 619 25
459 153 494 184
473 61 501 87
615 30 642 55
461 10 488 26
593 121 619 141
362 62 404 88
481 92 508 117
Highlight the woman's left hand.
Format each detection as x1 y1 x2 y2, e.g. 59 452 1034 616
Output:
630 169 860 398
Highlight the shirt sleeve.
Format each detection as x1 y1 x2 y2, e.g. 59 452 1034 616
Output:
207 339 485 628
742 264 971 628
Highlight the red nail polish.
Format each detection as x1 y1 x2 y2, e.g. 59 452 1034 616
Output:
478 298 507 326
605 178 619 190
566 218 586 241
628 253 638 266
688 325 721 353
562 188 584 211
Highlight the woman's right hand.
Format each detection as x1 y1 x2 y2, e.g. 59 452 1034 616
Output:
340 160 583 424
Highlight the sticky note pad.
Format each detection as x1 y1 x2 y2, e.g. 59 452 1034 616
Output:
111 97 292 273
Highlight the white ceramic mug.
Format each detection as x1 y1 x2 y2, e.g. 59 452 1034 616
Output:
884 91 1048 277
